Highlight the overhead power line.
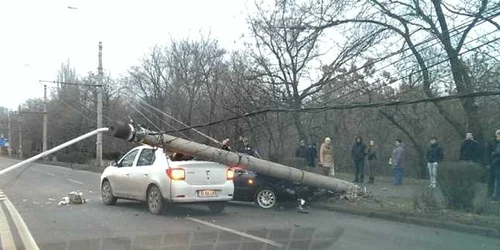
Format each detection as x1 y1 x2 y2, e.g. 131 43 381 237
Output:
237 32 500 139
149 91 500 134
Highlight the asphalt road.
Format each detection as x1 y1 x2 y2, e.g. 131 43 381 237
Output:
0 157 499 250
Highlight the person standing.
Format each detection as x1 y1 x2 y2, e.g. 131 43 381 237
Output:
319 137 334 176
295 139 308 162
235 136 245 153
242 138 261 158
426 137 444 188
351 136 366 183
459 133 480 162
306 142 317 168
365 139 378 184
221 138 231 151
486 129 500 201
392 139 406 185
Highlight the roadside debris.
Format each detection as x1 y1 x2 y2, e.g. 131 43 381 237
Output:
58 191 86 206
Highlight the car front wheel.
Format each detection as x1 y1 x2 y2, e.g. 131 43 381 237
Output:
147 185 165 215
207 202 226 214
101 180 117 205
255 187 277 209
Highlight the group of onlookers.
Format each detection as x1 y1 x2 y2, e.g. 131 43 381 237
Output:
221 128 500 203
309 129 500 202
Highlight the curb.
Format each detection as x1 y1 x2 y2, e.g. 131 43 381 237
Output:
36 160 104 173
311 203 500 239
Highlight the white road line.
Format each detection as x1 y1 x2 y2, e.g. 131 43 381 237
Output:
38 164 101 176
3 195 40 250
67 179 83 185
186 217 284 248
0 201 16 250
30 168 56 177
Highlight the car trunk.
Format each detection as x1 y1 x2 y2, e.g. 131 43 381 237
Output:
183 162 228 185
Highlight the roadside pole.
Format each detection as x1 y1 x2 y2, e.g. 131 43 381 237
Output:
7 111 12 156
43 84 48 158
17 106 22 159
0 128 109 176
96 42 103 167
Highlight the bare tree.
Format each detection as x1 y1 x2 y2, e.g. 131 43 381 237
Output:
308 0 500 141
248 0 384 141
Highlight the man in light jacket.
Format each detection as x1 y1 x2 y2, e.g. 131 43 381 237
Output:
392 139 405 185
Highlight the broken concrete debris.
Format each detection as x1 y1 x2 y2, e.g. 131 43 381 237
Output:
58 191 86 206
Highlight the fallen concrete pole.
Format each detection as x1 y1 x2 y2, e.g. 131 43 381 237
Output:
108 122 356 193
0 128 109 176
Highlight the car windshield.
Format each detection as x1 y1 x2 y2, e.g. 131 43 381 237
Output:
1 0 499 249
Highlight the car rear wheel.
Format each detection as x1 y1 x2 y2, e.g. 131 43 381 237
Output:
207 202 226 214
101 180 117 205
147 185 165 215
255 187 277 209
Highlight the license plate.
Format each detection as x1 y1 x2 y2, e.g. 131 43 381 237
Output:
198 190 218 197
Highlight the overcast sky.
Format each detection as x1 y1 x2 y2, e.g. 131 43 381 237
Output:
0 0 251 110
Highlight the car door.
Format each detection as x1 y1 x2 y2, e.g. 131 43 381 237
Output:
232 168 256 201
113 149 139 197
128 148 157 200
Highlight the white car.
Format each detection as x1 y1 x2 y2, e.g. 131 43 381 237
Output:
100 145 234 214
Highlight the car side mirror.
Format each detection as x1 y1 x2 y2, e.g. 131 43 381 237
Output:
111 160 119 167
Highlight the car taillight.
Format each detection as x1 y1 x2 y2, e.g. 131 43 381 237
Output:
167 168 185 180
226 168 234 180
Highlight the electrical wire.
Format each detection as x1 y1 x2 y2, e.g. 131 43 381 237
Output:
150 90 500 134
282 8 500 105
147 34 500 135
202 14 500 139
133 101 195 141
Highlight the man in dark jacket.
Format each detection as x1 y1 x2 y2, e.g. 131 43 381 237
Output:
351 136 367 183
486 129 500 201
459 133 480 162
235 136 245 153
426 137 444 189
295 140 308 161
242 138 261 158
306 142 317 168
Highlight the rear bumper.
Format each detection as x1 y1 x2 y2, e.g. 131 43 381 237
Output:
168 181 234 203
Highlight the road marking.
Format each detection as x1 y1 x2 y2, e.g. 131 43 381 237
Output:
186 217 284 248
2 194 39 250
67 179 83 185
0 201 16 250
39 164 101 176
30 168 56 177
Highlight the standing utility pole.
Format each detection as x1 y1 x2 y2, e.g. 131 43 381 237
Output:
96 42 103 167
17 106 22 159
7 111 12 156
43 84 48 157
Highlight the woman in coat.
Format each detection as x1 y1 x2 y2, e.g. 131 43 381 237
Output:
319 137 335 176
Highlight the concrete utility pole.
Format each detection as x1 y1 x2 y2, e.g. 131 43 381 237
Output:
43 84 48 156
96 42 103 167
7 111 11 156
17 106 22 159
108 122 357 193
